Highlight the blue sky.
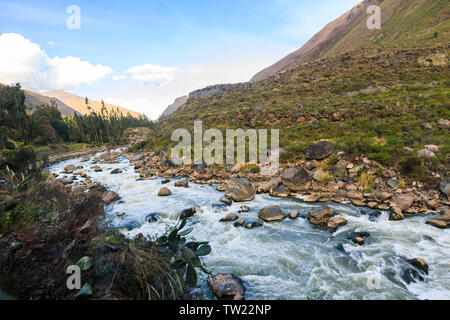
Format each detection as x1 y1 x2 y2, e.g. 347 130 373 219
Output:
0 0 359 118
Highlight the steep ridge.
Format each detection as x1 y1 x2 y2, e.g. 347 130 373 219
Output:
251 0 450 81
161 95 189 118
43 90 142 117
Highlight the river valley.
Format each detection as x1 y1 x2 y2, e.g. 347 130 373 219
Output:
48 150 450 300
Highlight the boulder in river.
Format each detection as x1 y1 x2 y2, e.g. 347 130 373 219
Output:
225 178 256 202
111 168 123 175
174 178 189 188
220 196 232 206
289 211 299 219
245 221 263 229
158 187 172 197
208 274 245 300
389 206 405 221
426 219 447 229
326 217 347 232
180 207 196 219
304 141 334 160
91 165 102 172
308 206 334 226
240 205 249 212
439 177 450 196
258 205 286 222
281 167 312 191
234 218 245 227
64 164 76 174
408 258 429 275
220 213 239 222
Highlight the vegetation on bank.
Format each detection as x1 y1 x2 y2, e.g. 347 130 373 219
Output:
0 84 153 172
138 47 449 182
0 162 211 300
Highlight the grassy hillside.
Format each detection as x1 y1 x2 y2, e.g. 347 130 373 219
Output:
143 45 449 180
251 0 450 81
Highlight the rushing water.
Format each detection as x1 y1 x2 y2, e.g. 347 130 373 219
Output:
48 151 450 300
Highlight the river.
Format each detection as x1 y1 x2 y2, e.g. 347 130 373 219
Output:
48 150 450 300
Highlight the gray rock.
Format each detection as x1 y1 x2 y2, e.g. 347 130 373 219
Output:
225 178 256 202
439 177 450 196
258 206 286 222
305 141 334 160
281 167 311 191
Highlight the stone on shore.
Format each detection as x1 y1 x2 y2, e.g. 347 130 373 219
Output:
269 184 290 197
281 167 311 191
390 206 405 221
208 274 245 300
257 177 281 194
225 178 256 202
304 141 334 160
101 191 120 204
439 178 450 196
258 206 286 222
391 193 414 211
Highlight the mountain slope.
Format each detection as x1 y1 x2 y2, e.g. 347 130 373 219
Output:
0 84 79 116
23 90 80 116
43 90 142 118
251 0 450 81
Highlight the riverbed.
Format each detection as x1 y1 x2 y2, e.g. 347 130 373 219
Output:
48 151 450 300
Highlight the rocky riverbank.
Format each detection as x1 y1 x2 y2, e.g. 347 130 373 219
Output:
113 141 450 229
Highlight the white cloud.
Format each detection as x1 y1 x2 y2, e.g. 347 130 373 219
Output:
124 64 179 86
112 75 127 81
0 33 112 90
47 41 56 47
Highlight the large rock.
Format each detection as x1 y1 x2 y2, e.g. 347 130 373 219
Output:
225 178 256 202
101 191 120 204
158 187 172 197
439 178 450 196
281 167 311 191
257 177 281 194
307 206 334 226
408 258 429 275
418 148 436 158
269 184 290 197
304 141 334 160
220 213 239 222
391 193 414 211
111 168 123 174
258 205 286 222
426 220 447 229
326 217 347 232
174 178 189 187
208 274 245 300
64 164 76 174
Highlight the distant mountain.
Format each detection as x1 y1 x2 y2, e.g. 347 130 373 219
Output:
43 90 142 118
0 83 79 116
23 90 80 116
251 0 450 81
161 95 189 118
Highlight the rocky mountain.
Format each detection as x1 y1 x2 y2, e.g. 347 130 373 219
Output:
251 0 450 81
161 95 189 118
43 90 142 118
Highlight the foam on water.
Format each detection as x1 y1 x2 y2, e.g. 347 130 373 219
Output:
49 152 450 300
